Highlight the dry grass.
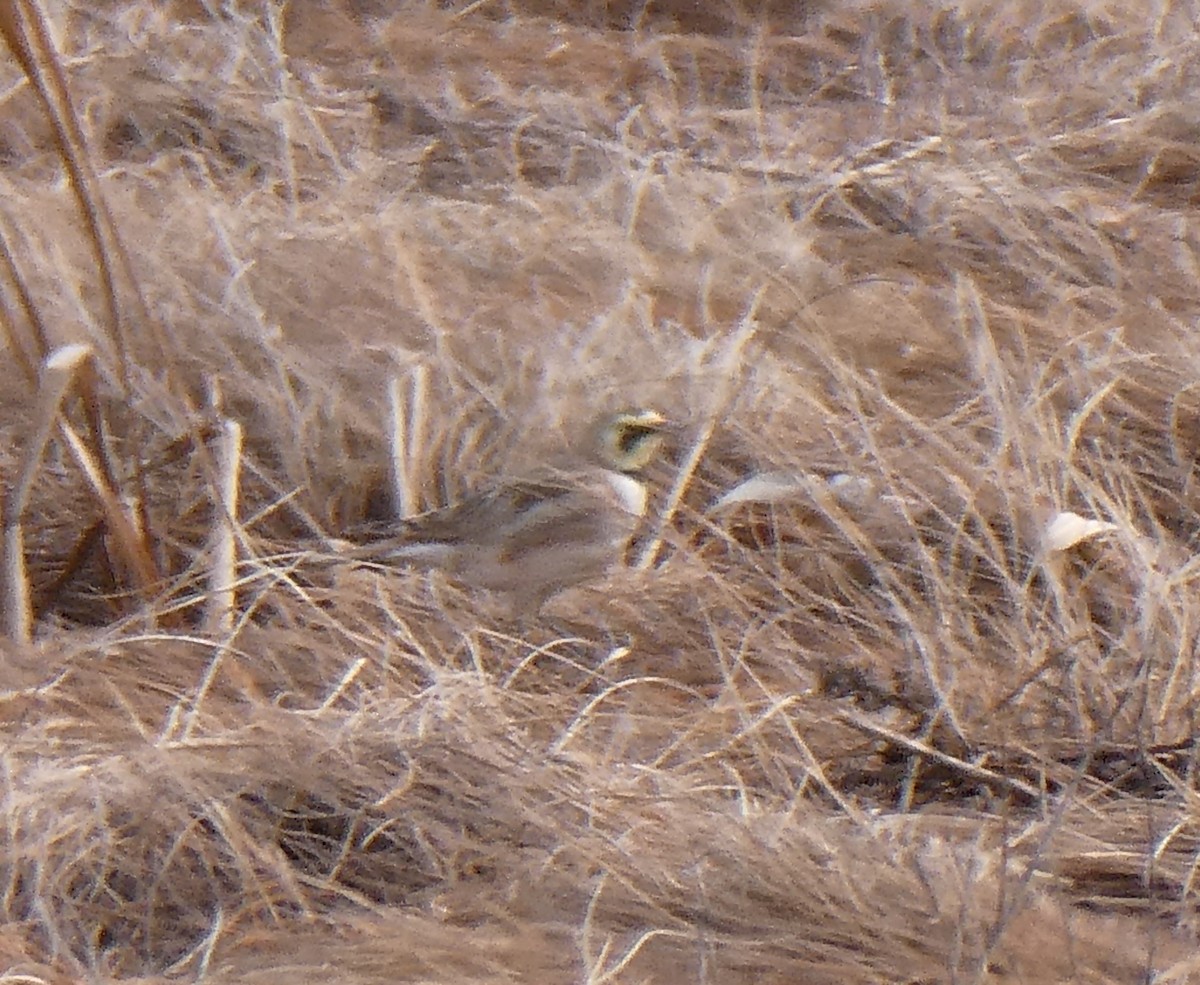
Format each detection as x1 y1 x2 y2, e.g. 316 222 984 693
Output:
1 0 1200 980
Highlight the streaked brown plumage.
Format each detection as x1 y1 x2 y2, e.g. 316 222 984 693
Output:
340 409 669 609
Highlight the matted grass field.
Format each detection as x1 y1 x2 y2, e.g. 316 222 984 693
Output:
2 0 1200 980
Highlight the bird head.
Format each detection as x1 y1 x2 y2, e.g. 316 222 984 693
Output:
595 408 670 473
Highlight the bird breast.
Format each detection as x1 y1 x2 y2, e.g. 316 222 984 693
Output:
603 471 648 517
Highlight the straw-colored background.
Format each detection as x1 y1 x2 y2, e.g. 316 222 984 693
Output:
1 0 1197 980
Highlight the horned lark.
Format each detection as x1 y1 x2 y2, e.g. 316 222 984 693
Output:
340 409 670 610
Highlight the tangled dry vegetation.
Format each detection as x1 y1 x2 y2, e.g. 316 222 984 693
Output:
4 0 1200 980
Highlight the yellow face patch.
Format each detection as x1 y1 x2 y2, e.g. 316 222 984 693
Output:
600 410 668 472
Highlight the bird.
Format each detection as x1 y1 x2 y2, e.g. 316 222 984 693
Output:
335 409 671 611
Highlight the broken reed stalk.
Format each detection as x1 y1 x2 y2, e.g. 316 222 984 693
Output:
205 419 243 635
389 365 429 517
0 222 163 619
1 343 92 642
0 0 187 591
56 421 159 594
0 234 162 619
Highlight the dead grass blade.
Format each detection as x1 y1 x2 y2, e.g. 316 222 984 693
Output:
389 365 430 517
57 419 159 597
2 343 92 642
636 308 759 570
205 419 244 635
837 711 1042 803
0 218 49 386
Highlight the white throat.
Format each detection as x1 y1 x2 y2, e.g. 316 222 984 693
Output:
605 472 648 516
